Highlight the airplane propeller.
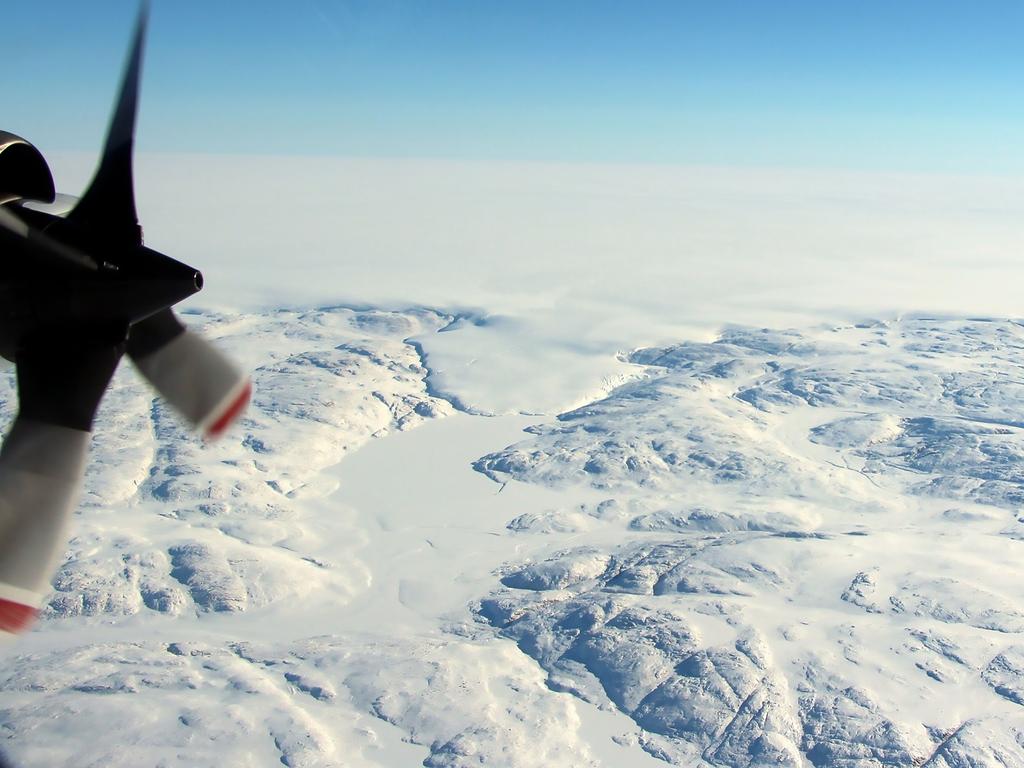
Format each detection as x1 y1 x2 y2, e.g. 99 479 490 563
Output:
0 4 251 636
0 4 250 437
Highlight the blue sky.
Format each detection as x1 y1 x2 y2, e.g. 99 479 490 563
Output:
4 1 1024 172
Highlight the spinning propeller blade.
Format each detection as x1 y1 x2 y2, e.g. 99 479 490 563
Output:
66 3 147 244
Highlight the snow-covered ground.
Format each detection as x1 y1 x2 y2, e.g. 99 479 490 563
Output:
3 159 1024 766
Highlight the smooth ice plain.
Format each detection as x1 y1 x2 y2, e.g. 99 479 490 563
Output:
3 157 1024 766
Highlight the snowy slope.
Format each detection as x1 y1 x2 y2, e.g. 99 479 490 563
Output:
0 306 640 767
476 318 1024 765
4 311 1024 766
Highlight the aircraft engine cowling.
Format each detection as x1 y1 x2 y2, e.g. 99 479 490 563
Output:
0 132 56 206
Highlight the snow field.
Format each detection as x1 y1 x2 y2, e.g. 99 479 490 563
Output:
4 310 1024 765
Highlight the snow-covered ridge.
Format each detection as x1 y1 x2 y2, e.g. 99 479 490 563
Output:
477 317 1024 765
4 311 1024 766
26 307 456 625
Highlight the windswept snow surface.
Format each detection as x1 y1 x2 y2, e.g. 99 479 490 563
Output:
4 160 1024 766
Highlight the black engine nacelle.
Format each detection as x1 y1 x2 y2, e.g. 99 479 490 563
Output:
0 131 55 206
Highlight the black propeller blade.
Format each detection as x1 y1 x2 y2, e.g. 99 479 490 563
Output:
66 3 148 245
